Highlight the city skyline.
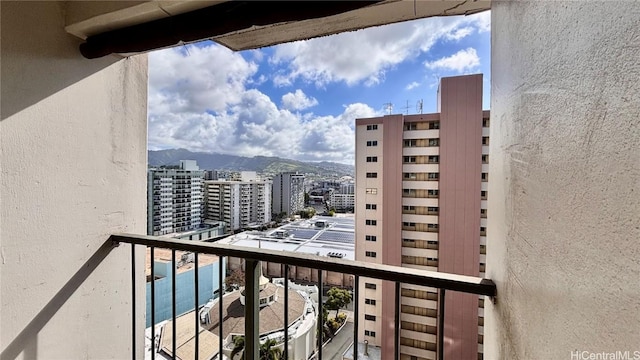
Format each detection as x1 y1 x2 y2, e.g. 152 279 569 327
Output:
148 11 491 165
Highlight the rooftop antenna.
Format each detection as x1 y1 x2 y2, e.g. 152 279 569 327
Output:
400 100 410 115
416 99 424 114
383 102 393 115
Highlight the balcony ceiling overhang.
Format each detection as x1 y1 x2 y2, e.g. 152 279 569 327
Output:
65 0 491 59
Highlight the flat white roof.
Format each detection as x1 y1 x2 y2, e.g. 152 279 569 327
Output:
218 215 355 260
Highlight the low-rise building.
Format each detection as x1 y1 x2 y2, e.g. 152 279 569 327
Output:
219 216 355 288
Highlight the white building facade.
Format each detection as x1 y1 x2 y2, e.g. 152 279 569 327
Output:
147 160 205 236
204 172 272 231
272 172 305 216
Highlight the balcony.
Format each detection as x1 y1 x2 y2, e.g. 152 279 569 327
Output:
3 2 638 360
112 233 495 360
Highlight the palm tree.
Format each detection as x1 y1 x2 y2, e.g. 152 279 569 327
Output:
259 339 282 360
230 336 245 360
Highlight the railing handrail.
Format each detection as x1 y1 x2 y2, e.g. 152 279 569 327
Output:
111 233 496 297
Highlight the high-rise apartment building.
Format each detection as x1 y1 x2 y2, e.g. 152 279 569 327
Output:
147 160 205 236
271 172 305 216
204 171 272 231
355 74 489 360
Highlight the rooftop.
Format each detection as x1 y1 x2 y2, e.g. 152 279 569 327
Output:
157 312 220 360
218 215 355 260
204 283 307 339
145 247 218 278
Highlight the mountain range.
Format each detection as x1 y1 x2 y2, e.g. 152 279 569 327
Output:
148 149 354 177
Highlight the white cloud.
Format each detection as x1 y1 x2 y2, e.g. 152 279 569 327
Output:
474 10 491 33
445 27 473 41
281 89 319 111
424 48 480 73
148 43 378 163
405 81 420 91
147 12 490 164
149 43 257 114
269 12 489 87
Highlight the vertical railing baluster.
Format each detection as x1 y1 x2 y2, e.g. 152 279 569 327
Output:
353 275 359 360
284 264 289 359
394 282 400 360
219 256 224 358
194 252 199 360
172 249 177 359
438 289 446 360
151 247 156 360
317 269 323 360
245 259 260 359
131 244 136 360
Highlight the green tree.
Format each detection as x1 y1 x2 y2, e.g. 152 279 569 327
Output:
230 336 283 360
325 287 352 320
298 207 316 219
260 338 282 360
225 269 245 290
230 336 245 360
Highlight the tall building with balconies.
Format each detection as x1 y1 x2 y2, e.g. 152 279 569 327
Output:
355 74 489 360
204 171 272 231
272 172 305 216
147 160 205 236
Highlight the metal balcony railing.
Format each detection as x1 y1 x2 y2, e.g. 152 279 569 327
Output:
111 233 496 360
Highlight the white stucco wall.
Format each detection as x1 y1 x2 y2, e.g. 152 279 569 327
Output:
486 2 640 359
1 2 147 359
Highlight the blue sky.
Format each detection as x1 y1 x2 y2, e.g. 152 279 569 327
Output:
148 11 491 164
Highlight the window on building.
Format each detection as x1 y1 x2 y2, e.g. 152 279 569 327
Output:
403 156 417 163
428 138 439 146
365 314 376 321
403 172 417 180
366 156 378 162
481 208 487 218
483 117 490 127
365 251 377 258
366 140 378 146
366 188 378 195
428 189 439 198
403 139 417 147
482 154 489 163
428 155 439 163
427 224 438 230
365 235 377 241
404 123 417 131
365 219 377 226
481 190 488 199
403 205 415 212
482 136 490 145
428 206 439 214
365 298 377 305
427 172 439 180
365 283 377 290
366 204 377 210
403 189 416 197
364 330 376 337
429 121 440 129
366 172 378 178
367 124 378 130
481 173 489 182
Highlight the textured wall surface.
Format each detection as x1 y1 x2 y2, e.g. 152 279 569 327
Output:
1 2 148 359
486 2 640 359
